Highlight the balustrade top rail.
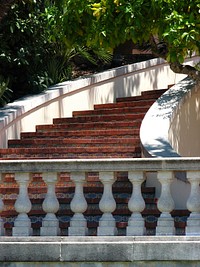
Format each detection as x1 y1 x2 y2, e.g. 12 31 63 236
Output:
0 157 200 173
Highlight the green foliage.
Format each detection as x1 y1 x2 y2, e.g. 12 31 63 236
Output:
0 76 12 107
62 0 200 64
0 0 112 104
0 0 63 99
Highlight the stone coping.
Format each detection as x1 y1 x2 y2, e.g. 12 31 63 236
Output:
0 236 200 262
0 157 200 173
140 77 196 158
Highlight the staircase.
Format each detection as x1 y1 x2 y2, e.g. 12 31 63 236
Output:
0 88 189 236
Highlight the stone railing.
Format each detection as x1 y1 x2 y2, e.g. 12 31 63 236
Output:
0 158 200 237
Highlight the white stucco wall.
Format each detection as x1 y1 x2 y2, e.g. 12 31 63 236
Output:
169 83 200 156
0 57 194 148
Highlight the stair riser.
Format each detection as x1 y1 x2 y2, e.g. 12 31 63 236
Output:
116 89 167 102
37 121 141 132
141 89 167 96
94 99 155 110
8 138 140 148
53 113 145 124
0 153 142 159
20 129 140 140
73 106 149 117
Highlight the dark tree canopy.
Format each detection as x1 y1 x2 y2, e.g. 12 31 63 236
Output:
62 0 200 83
0 0 15 22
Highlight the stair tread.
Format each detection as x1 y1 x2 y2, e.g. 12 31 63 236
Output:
0 146 141 154
94 99 156 110
8 137 140 148
37 121 141 131
116 89 167 102
53 113 145 124
20 128 139 139
73 106 149 117
141 89 167 96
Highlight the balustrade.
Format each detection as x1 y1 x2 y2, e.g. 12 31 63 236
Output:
186 171 200 235
0 173 4 236
126 171 145 236
0 158 199 237
40 172 60 236
97 171 117 236
156 171 175 235
12 172 32 236
68 171 88 236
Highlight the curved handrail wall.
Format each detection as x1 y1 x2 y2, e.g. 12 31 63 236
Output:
140 56 200 159
140 77 197 158
139 57 199 207
169 83 200 156
0 57 197 148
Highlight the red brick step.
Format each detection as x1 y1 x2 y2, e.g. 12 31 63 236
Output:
0 146 142 159
72 106 149 117
116 89 167 102
94 99 156 110
36 121 141 132
20 128 140 140
53 113 145 124
8 137 140 148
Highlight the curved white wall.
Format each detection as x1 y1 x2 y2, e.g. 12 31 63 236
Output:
0 57 189 148
169 83 200 156
139 57 200 209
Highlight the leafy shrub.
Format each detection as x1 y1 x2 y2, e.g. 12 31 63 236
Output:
0 75 12 107
0 0 72 100
0 0 112 105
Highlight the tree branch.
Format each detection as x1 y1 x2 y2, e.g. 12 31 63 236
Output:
170 62 200 84
149 35 168 60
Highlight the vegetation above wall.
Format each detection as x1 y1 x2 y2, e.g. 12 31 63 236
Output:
62 0 200 83
0 0 112 105
0 0 199 107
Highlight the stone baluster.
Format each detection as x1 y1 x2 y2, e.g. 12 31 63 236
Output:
126 171 146 236
186 171 200 235
97 171 117 236
156 171 175 235
40 172 60 236
0 173 4 236
13 172 32 236
68 172 88 236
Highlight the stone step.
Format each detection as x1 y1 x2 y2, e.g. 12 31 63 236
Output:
8 137 140 148
141 89 167 96
20 128 140 140
36 121 141 133
72 106 149 117
0 146 142 159
53 113 145 124
94 99 156 110
116 89 167 102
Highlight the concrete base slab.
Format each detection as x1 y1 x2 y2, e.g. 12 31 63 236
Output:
1 262 200 267
0 236 200 264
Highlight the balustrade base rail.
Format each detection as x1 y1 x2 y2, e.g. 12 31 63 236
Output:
0 236 200 263
0 158 199 237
